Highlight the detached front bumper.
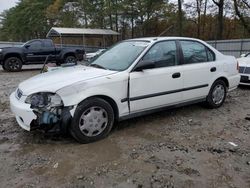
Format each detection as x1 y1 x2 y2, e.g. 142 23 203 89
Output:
10 92 36 131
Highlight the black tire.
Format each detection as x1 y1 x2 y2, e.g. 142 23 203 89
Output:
64 55 77 64
205 80 227 108
4 57 22 72
70 98 114 144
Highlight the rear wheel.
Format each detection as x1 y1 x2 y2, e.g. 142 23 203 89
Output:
4 57 22 72
64 55 77 64
205 80 227 108
70 98 114 143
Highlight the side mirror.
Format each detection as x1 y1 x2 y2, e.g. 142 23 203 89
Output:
240 54 246 58
134 60 155 71
25 44 30 49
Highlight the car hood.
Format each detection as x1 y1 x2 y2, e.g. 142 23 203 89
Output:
0 46 22 51
238 57 250 67
19 65 117 95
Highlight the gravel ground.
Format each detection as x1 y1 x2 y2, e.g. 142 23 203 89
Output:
0 65 250 188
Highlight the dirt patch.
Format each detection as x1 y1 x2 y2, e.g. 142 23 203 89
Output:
0 66 249 188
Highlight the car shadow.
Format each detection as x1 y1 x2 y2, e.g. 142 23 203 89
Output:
21 68 42 71
0 68 42 73
16 103 204 145
238 85 250 90
114 103 204 132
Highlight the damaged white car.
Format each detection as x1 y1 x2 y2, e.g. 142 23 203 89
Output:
10 37 240 143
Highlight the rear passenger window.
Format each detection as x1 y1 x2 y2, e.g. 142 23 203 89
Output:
44 40 53 47
143 41 178 68
180 40 214 64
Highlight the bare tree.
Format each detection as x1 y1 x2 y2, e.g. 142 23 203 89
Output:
178 0 183 36
185 0 208 38
202 0 208 38
212 0 224 39
242 0 250 8
233 0 250 34
196 0 203 38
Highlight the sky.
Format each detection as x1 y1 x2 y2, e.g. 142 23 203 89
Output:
0 0 18 14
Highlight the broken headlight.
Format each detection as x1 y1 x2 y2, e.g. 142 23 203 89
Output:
25 93 63 108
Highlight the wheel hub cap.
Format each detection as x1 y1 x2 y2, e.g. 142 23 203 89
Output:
212 84 225 105
79 106 108 137
66 57 76 64
9 59 20 70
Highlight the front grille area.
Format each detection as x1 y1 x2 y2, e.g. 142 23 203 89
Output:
16 88 23 99
239 66 245 73
239 66 250 74
244 67 250 74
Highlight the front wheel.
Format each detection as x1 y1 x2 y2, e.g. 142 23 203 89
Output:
70 98 114 143
4 57 23 72
205 80 227 108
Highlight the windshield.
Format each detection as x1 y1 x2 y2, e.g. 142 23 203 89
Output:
89 41 149 71
21 41 29 47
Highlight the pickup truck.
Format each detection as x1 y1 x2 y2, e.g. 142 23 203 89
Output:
0 39 85 72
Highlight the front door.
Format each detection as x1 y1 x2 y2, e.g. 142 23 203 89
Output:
25 40 44 63
129 40 183 113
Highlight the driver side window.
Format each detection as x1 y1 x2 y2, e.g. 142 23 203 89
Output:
142 41 178 68
28 41 42 50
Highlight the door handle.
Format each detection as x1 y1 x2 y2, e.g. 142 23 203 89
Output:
210 67 216 72
172 72 181 78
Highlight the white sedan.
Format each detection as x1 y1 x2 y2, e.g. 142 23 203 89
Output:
10 37 240 143
238 53 250 85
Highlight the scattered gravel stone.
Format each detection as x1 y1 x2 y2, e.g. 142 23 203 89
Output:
0 69 249 187
53 163 59 169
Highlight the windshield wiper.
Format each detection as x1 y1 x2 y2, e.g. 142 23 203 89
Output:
89 64 107 70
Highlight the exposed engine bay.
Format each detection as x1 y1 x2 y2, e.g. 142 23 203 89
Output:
26 92 72 133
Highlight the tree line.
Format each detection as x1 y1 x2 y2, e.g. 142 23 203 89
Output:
0 0 249 42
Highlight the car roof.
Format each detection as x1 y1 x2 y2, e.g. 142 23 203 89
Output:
127 37 205 43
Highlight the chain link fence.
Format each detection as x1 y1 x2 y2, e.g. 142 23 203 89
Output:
207 39 250 58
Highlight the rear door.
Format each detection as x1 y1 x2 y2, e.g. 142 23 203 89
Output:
179 40 216 101
129 40 184 112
